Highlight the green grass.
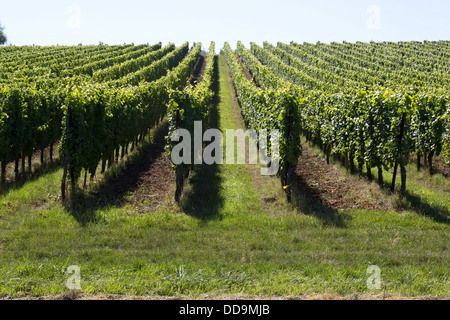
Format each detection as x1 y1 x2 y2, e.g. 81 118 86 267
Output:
0 55 448 298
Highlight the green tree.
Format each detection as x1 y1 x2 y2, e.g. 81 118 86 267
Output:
0 22 7 45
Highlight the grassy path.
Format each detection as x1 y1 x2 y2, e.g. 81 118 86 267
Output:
204 53 265 218
0 54 448 299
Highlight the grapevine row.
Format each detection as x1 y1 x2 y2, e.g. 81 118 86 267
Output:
224 42 302 200
240 41 449 196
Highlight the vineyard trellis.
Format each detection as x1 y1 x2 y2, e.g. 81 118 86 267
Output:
0 40 449 202
0 42 209 201
233 40 449 198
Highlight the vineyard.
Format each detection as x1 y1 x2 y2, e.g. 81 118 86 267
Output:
0 41 449 201
0 41 449 298
0 42 206 197
228 41 450 199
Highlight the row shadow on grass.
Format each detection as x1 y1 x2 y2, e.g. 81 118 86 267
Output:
376 173 450 224
179 56 225 221
403 190 449 224
0 158 63 197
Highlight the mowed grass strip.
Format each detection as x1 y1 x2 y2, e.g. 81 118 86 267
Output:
0 54 448 299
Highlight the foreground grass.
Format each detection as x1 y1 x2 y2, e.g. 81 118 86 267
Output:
0 55 448 298
0 169 448 298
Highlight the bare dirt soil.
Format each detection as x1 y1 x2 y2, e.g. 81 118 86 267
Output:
129 150 176 212
122 125 176 211
293 143 392 211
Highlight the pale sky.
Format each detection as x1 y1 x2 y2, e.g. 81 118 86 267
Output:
1 0 449 52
